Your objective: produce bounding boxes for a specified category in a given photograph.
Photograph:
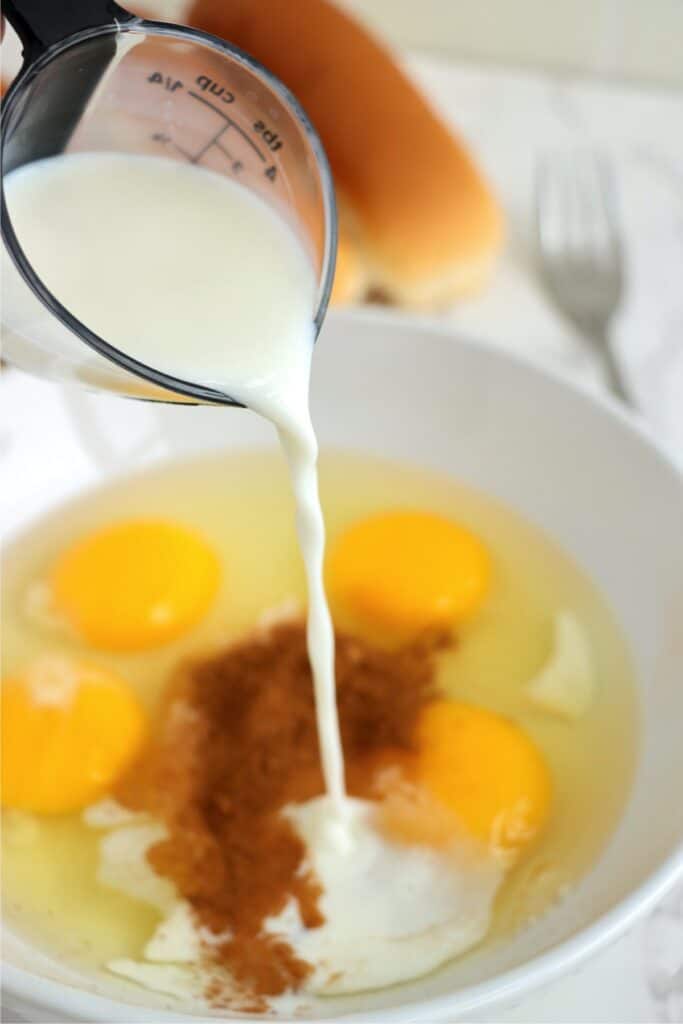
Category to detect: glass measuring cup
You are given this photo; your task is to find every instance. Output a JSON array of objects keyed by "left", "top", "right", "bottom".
[{"left": 0, "top": 0, "right": 337, "bottom": 405}]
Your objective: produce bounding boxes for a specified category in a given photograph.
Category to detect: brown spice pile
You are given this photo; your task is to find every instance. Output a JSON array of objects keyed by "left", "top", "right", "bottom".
[{"left": 120, "top": 619, "right": 447, "bottom": 1003}]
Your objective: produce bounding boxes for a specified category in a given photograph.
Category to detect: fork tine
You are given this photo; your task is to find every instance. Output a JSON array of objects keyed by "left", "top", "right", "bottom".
[
  {"left": 535, "top": 148, "right": 627, "bottom": 383},
  {"left": 535, "top": 153, "right": 568, "bottom": 262},
  {"left": 595, "top": 152, "right": 619, "bottom": 225},
  {"left": 566, "top": 156, "right": 588, "bottom": 261},
  {"left": 536, "top": 150, "right": 622, "bottom": 272},
  {"left": 576, "top": 152, "right": 623, "bottom": 270},
  {"left": 575, "top": 155, "right": 601, "bottom": 248}
]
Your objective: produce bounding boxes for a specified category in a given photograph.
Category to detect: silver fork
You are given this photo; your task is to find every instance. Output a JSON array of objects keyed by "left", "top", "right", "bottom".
[{"left": 535, "top": 150, "right": 630, "bottom": 402}]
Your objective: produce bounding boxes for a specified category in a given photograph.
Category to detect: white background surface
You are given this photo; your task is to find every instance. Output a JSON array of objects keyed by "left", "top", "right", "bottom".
[
  {"left": 4, "top": 1, "right": 683, "bottom": 87},
  {"left": 7, "top": 0, "right": 677, "bottom": 86},
  {"left": 408, "top": 55, "right": 683, "bottom": 466},
  {"left": 343, "top": 0, "right": 683, "bottom": 87}
]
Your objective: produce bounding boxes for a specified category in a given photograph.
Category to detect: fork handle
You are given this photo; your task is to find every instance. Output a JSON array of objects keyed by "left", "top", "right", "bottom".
[
  {"left": 584, "top": 319, "right": 632, "bottom": 405},
  {"left": 603, "top": 345, "right": 631, "bottom": 404}
]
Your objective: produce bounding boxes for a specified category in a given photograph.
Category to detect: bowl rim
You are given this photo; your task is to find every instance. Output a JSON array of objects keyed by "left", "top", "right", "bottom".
[
  {"left": 2, "top": 310, "right": 683, "bottom": 1021},
  {"left": 329, "top": 307, "right": 683, "bottom": 478},
  {"left": 4, "top": 857, "right": 681, "bottom": 1022}
]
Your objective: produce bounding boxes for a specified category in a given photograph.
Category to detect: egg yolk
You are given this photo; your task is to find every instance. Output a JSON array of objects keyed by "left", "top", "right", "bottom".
[
  {"left": 415, "top": 701, "right": 552, "bottom": 854},
  {"left": 327, "top": 511, "right": 491, "bottom": 638},
  {"left": 1, "top": 657, "right": 146, "bottom": 814},
  {"left": 50, "top": 519, "right": 220, "bottom": 650}
]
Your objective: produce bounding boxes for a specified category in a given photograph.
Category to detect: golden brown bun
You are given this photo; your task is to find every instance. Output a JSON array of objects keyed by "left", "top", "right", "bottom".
[
  {"left": 330, "top": 195, "right": 369, "bottom": 306},
  {"left": 331, "top": 226, "right": 364, "bottom": 307},
  {"left": 185, "top": 0, "right": 503, "bottom": 309}
]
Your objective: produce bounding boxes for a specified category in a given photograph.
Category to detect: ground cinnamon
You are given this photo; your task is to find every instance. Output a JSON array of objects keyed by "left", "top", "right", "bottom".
[{"left": 120, "top": 619, "right": 447, "bottom": 1003}]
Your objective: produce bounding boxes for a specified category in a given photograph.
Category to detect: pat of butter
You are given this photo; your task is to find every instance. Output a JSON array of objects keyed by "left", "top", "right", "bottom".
[
  {"left": 97, "top": 822, "right": 176, "bottom": 912},
  {"left": 144, "top": 902, "right": 202, "bottom": 964},
  {"left": 526, "top": 611, "right": 595, "bottom": 720}
]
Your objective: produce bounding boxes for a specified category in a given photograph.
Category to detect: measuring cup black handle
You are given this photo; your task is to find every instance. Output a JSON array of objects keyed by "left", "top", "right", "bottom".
[
  {"left": 3, "top": 0, "right": 136, "bottom": 62},
  {"left": 2, "top": 0, "right": 139, "bottom": 170}
]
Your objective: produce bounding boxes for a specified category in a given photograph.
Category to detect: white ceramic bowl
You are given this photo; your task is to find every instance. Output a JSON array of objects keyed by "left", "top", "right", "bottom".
[{"left": 2, "top": 310, "right": 683, "bottom": 1022}]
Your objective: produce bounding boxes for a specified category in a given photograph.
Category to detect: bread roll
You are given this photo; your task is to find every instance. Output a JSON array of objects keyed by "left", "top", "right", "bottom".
[
  {"left": 184, "top": 0, "right": 504, "bottom": 308},
  {"left": 330, "top": 193, "right": 369, "bottom": 306}
]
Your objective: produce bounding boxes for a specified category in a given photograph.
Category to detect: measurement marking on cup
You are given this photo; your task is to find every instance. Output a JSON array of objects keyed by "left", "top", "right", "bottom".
[
  {"left": 146, "top": 73, "right": 276, "bottom": 180},
  {"left": 150, "top": 129, "right": 243, "bottom": 173},
  {"left": 147, "top": 72, "right": 183, "bottom": 92},
  {"left": 214, "top": 139, "right": 237, "bottom": 164},
  {"left": 152, "top": 132, "right": 197, "bottom": 163},
  {"left": 173, "top": 143, "right": 196, "bottom": 162},
  {"left": 192, "top": 125, "right": 229, "bottom": 165},
  {"left": 187, "top": 91, "right": 267, "bottom": 162}
]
